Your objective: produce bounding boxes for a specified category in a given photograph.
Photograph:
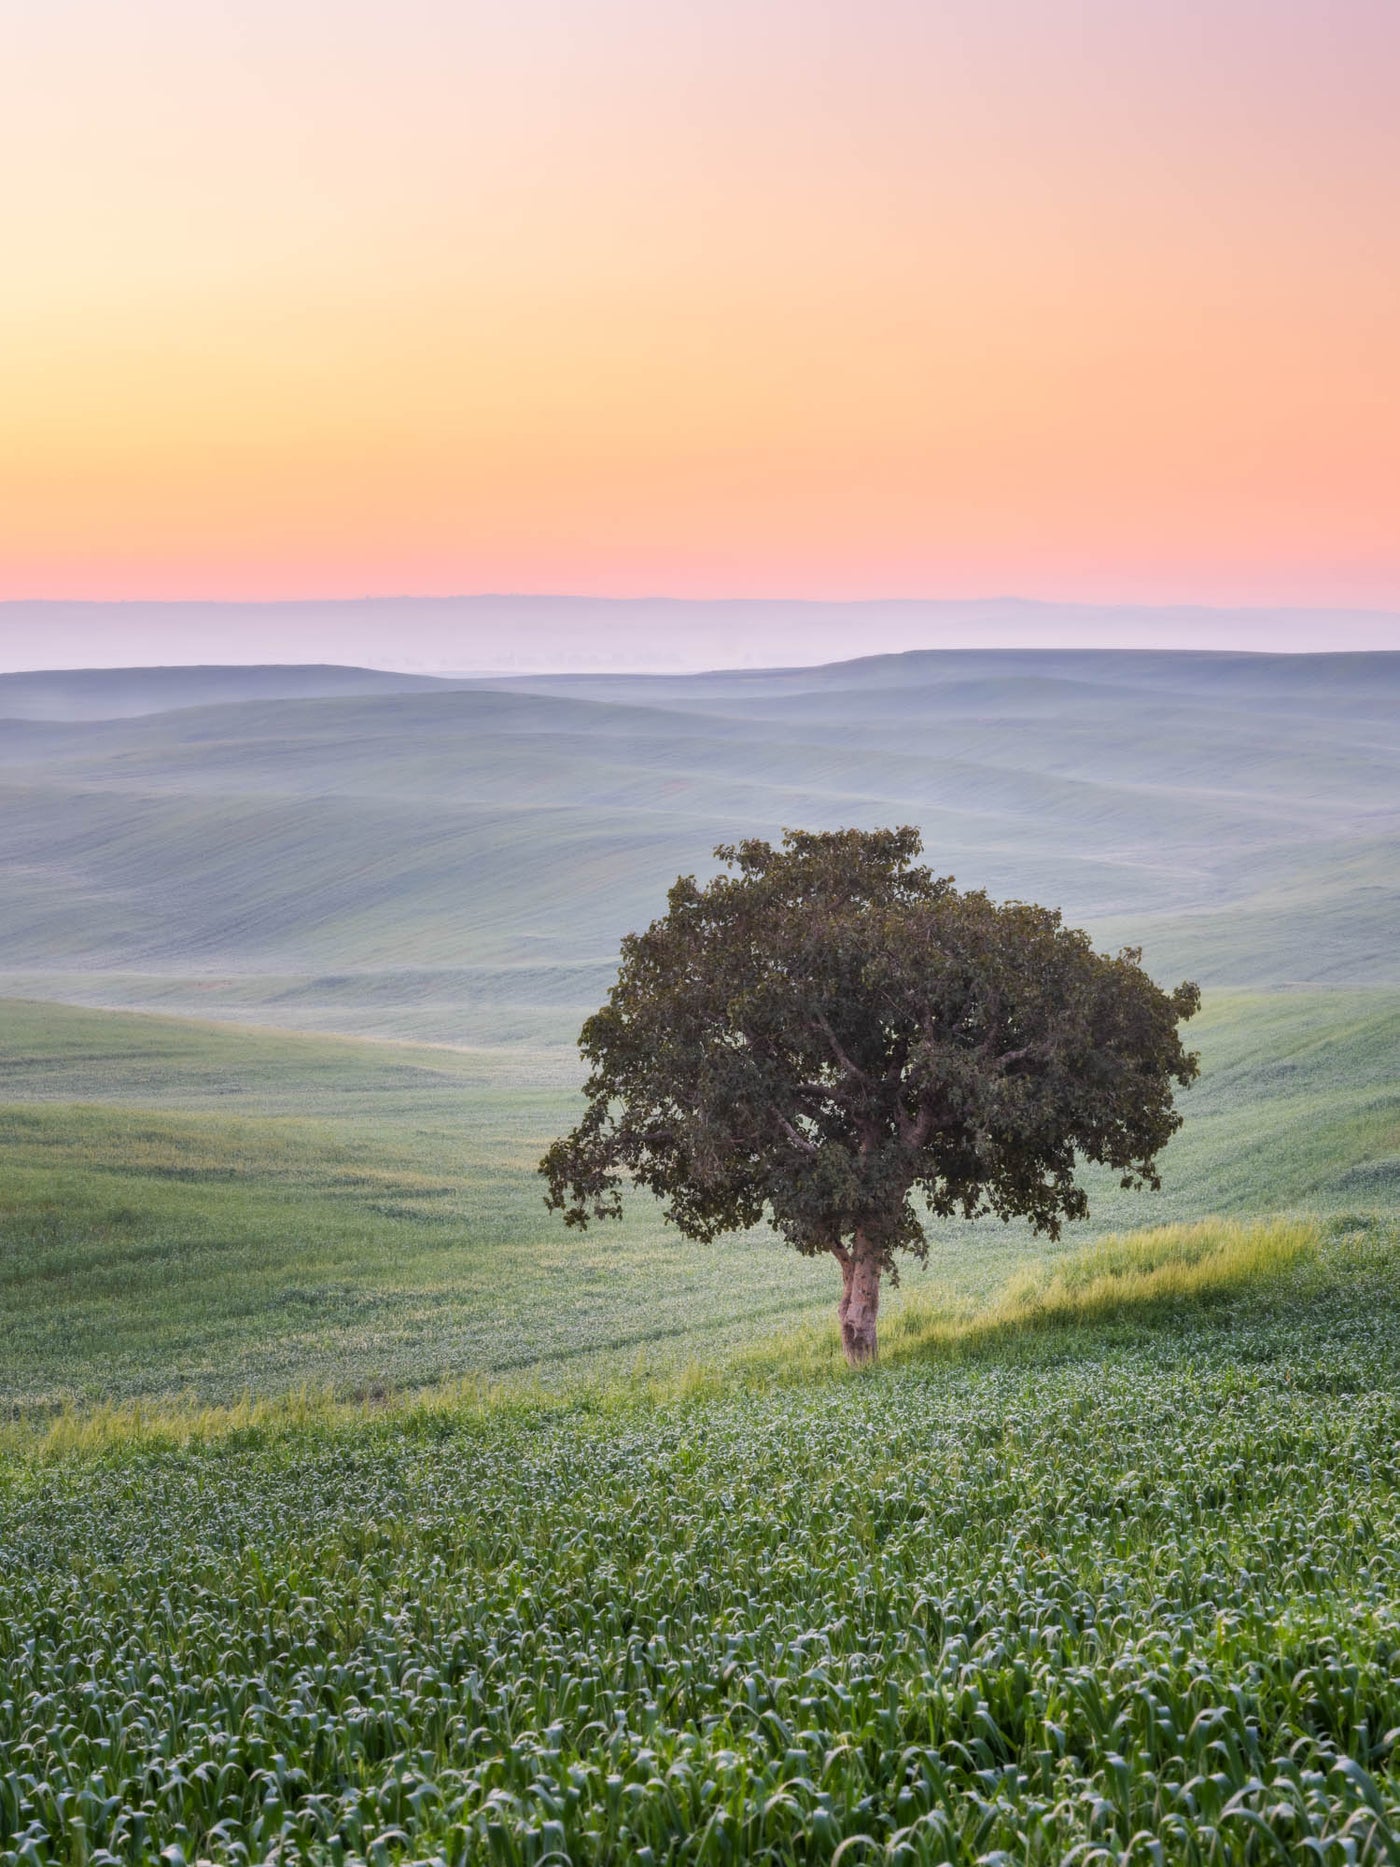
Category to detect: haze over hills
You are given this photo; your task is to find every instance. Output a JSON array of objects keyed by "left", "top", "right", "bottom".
[
  {"left": 2, "top": 594, "right": 1397, "bottom": 677},
  {"left": 1, "top": 648, "right": 1396, "bottom": 1045}
]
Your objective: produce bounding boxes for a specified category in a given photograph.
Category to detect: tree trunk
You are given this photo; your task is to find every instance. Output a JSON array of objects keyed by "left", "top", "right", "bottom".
[{"left": 835, "top": 1230, "right": 882, "bottom": 1367}]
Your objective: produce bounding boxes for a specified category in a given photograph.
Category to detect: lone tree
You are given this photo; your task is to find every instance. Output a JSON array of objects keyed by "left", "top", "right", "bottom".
[{"left": 541, "top": 828, "right": 1200, "bottom": 1366}]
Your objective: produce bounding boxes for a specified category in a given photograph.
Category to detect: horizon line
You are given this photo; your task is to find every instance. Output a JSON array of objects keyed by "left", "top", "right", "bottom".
[{"left": 5, "top": 592, "right": 1400, "bottom": 616}]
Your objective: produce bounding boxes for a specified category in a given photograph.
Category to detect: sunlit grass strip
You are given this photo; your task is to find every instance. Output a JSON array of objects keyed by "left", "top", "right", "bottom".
[
  {"left": 0, "top": 1375, "right": 537, "bottom": 1463},
  {"left": 734, "top": 1215, "right": 1321, "bottom": 1379},
  {"left": 0, "top": 1217, "right": 1321, "bottom": 1461},
  {"left": 921, "top": 1212, "right": 1317, "bottom": 1340}
]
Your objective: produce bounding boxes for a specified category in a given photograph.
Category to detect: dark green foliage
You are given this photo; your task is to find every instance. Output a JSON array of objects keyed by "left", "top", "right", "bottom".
[{"left": 544, "top": 829, "right": 1200, "bottom": 1272}]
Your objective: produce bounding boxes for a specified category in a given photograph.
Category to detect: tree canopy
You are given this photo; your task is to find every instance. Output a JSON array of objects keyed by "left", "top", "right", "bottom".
[{"left": 541, "top": 827, "right": 1200, "bottom": 1363}]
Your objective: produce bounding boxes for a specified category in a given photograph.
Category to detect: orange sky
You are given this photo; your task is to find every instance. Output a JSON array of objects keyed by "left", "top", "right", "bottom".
[{"left": 2, "top": 0, "right": 1398, "bottom": 604}]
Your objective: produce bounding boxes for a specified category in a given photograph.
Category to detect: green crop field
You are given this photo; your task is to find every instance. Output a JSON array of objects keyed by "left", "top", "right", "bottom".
[
  {"left": 3, "top": 1217, "right": 1399, "bottom": 1862},
  {"left": 2, "top": 649, "right": 1398, "bottom": 1860}
]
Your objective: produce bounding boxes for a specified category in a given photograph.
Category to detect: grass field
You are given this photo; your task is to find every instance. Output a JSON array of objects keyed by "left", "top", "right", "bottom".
[
  {"left": 2, "top": 1216, "right": 1398, "bottom": 1862},
  {"left": 2, "top": 989, "right": 1398, "bottom": 1411}
]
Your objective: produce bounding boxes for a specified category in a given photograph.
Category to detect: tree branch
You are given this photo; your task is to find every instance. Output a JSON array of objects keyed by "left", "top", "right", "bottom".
[
  {"left": 992, "top": 1044, "right": 1037, "bottom": 1069},
  {"left": 903, "top": 1104, "right": 934, "bottom": 1148},
  {"left": 809, "top": 1008, "right": 869, "bottom": 1084},
  {"left": 773, "top": 1110, "right": 820, "bottom": 1157},
  {"left": 793, "top": 1079, "right": 859, "bottom": 1112}
]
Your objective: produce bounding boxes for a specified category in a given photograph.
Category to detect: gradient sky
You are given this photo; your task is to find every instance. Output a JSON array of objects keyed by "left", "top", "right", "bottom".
[{"left": 2, "top": 0, "right": 1398, "bottom": 606}]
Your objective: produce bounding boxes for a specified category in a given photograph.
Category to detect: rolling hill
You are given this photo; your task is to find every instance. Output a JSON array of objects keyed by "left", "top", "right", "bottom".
[
  {"left": 1, "top": 650, "right": 1395, "bottom": 1044},
  {"left": 0, "top": 661, "right": 460, "bottom": 720},
  {"left": 1, "top": 646, "right": 1397, "bottom": 1407}
]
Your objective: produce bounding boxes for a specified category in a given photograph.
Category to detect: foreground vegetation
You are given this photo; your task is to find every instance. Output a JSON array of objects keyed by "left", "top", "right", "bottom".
[{"left": 2, "top": 1215, "right": 1398, "bottom": 1863}]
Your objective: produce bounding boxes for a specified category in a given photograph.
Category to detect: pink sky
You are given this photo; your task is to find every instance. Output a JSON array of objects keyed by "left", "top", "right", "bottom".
[{"left": 2, "top": 1, "right": 1398, "bottom": 608}]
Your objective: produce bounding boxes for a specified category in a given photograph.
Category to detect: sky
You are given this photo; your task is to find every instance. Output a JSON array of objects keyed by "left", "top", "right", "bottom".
[{"left": 2, "top": 1, "right": 1399, "bottom": 616}]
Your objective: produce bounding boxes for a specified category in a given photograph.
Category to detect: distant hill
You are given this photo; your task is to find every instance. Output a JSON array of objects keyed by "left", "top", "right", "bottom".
[
  {"left": 0, "top": 662, "right": 460, "bottom": 721},
  {"left": 0, "top": 649, "right": 1395, "bottom": 1039},
  {"left": 483, "top": 645, "right": 1400, "bottom": 717}
]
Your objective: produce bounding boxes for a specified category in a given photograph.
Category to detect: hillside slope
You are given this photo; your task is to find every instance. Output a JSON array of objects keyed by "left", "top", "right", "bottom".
[
  {"left": 0, "top": 662, "right": 460, "bottom": 720},
  {"left": 1, "top": 651, "right": 1396, "bottom": 1040},
  {"left": 2, "top": 992, "right": 1395, "bottom": 1408}
]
